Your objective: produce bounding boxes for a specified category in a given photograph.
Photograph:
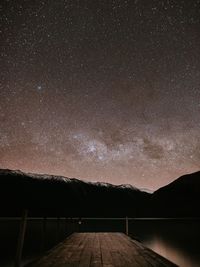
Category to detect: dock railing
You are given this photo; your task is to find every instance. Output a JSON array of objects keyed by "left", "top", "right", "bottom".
[{"left": 0, "top": 212, "right": 131, "bottom": 267}]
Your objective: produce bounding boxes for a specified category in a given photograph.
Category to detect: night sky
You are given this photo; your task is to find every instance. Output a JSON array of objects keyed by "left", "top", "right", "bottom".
[{"left": 1, "top": 0, "right": 200, "bottom": 190}]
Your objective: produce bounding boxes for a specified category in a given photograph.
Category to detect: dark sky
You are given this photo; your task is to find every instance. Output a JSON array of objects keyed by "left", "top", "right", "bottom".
[{"left": 1, "top": 0, "right": 200, "bottom": 190}]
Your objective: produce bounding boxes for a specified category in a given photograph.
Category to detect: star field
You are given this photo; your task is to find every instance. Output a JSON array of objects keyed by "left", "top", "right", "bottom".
[{"left": 1, "top": 0, "right": 200, "bottom": 190}]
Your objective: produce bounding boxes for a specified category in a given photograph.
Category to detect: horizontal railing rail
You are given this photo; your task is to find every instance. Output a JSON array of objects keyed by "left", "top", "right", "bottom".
[{"left": 1, "top": 210, "right": 132, "bottom": 267}]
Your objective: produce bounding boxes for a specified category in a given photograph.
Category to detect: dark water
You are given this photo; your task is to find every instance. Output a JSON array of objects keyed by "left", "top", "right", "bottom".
[
  {"left": 128, "top": 219, "right": 200, "bottom": 267},
  {"left": 0, "top": 218, "right": 200, "bottom": 267}
]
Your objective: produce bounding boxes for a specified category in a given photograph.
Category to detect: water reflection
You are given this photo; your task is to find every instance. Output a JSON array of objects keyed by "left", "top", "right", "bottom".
[
  {"left": 129, "top": 219, "right": 200, "bottom": 267},
  {"left": 144, "top": 236, "right": 198, "bottom": 267}
]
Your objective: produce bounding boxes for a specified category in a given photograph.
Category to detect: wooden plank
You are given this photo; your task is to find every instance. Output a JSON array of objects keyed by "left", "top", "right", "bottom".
[
  {"left": 25, "top": 233, "right": 178, "bottom": 267},
  {"left": 90, "top": 233, "right": 102, "bottom": 267},
  {"left": 111, "top": 233, "right": 145, "bottom": 267},
  {"left": 64, "top": 233, "right": 88, "bottom": 267},
  {"left": 100, "top": 233, "right": 114, "bottom": 267},
  {"left": 115, "top": 233, "right": 154, "bottom": 267},
  {"left": 105, "top": 233, "right": 128, "bottom": 267},
  {"left": 118, "top": 233, "right": 177, "bottom": 267},
  {"left": 77, "top": 234, "right": 92, "bottom": 267}
]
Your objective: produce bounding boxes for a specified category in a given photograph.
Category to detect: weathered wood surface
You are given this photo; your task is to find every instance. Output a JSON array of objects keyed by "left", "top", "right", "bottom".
[{"left": 26, "top": 233, "right": 178, "bottom": 267}]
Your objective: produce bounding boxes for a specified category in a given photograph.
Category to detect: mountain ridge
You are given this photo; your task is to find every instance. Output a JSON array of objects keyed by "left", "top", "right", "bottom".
[
  {"left": 0, "top": 168, "right": 149, "bottom": 217},
  {"left": 0, "top": 168, "right": 199, "bottom": 217},
  {"left": 0, "top": 168, "right": 141, "bottom": 191}
]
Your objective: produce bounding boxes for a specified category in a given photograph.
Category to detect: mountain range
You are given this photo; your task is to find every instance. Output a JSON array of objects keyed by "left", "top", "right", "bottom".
[{"left": 0, "top": 169, "right": 199, "bottom": 217}]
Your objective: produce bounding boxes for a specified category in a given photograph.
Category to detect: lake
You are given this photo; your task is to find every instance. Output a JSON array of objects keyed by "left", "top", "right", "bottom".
[
  {"left": 128, "top": 219, "right": 200, "bottom": 267},
  {"left": 0, "top": 218, "right": 200, "bottom": 267}
]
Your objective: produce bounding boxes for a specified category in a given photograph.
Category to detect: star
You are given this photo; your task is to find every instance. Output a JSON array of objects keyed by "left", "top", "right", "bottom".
[
  {"left": 1, "top": 0, "right": 200, "bottom": 190},
  {"left": 37, "top": 85, "right": 42, "bottom": 91}
]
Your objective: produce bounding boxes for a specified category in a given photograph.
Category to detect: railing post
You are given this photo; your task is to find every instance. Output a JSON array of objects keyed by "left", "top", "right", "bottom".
[
  {"left": 56, "top": 217, "right": 60, "bottom": 242},
  {"left": 41, "top": 217, "right": 47, "bottom": 251},
  {"left": 126, "top": 216, "right": 129, "bottom": 236},
  {"left": 65, "top": 217, "right": 68, "bottom": 233},
  {"left": 15, "top": 209, "right": 28, "bottom": 267}
]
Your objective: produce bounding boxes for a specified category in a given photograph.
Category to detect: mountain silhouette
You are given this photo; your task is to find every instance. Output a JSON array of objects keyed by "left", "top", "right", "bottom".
[
  {"left": 150, "top": 171, "right": 200, "bottom": 217},
  {"left": 0, "top": 169, "right": 149, "bottom": 217},
  {"left": 0, "top": 169, "right": 199, "bottom": 217}
]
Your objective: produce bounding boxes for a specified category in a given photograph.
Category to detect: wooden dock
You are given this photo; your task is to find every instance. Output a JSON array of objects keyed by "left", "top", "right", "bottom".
[{"left": 26, "top": 233, "right": 177, "bottom": 267}]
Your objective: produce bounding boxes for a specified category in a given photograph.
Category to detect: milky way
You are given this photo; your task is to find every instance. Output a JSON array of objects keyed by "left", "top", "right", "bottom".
[{"left": 1, "top": 0, "right": 200, "bottom": 190}]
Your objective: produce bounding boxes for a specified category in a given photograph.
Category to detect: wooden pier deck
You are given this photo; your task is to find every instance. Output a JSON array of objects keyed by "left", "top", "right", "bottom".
[{"left": 26, "top": 233, "right": 177, "bottom": 267}]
